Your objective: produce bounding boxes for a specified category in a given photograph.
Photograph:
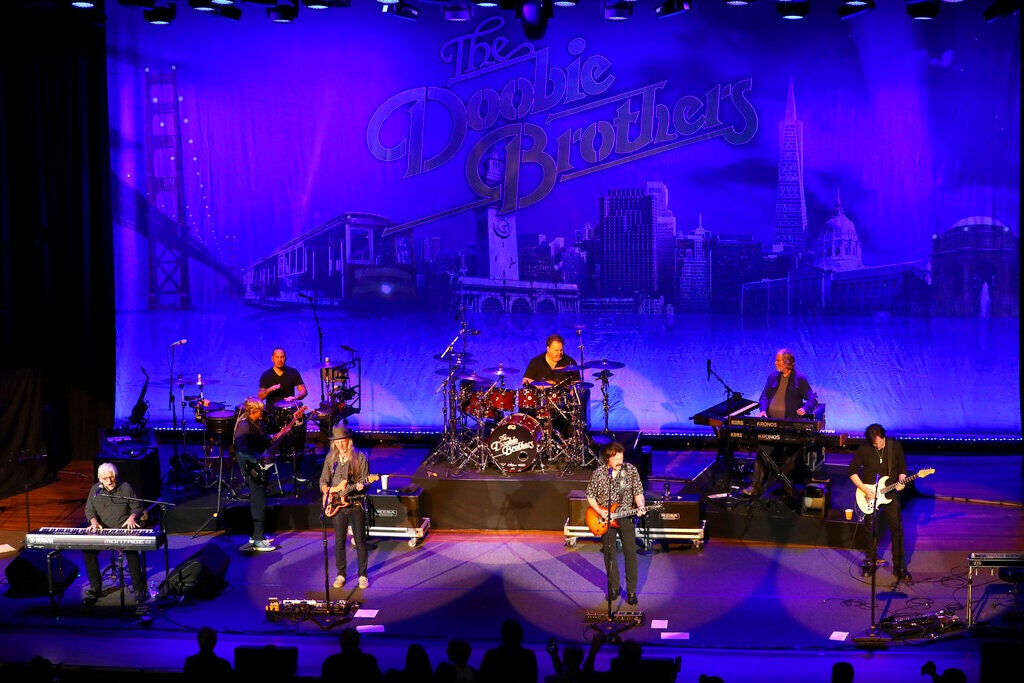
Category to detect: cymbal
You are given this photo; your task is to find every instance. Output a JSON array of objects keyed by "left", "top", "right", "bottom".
[
  {"left": 557, "top": 364, "right": 585, "bottom": 372},
  {"left": 177, "top": 375, "right": 218, "bottom": 386},
  {"left": 584, "top": 359, "right": 625, "bottom": 370},
  {"left": 481, "top": 366, "right": 520, "bottom": 377},
  {"left": 312, "top": 359, "right": 347, "bottom": 369},
  {"left": 529, "top": 380, "right": 556, "bottom": 389},
  {"left": 566, "top": 382, "right": 594, "bottom": 390},
  {"left": 433, "top": 351, "right": 474, "bottom": 362},
  {"left": 274, "top": 399, "right": 304, "bottom": 409},
  {"left": 191, "top": 400, "right": 226, "bottom": 410},
  {"left": 455, "top": 371, "right": 490, "bottom": 383},
  {"left": 592, "top": 370, "right": 614, "bottom": 380}
]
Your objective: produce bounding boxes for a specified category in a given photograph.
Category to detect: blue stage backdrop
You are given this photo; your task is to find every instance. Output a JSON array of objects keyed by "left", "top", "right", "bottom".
[{"left": 106, "top": 3, "right": 1020, "bottom": 438}]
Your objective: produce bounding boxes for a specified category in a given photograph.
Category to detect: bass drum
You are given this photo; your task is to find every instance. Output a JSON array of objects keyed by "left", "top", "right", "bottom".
[{"left": 487, "top": 413, "right": 541, "bottom": 473}]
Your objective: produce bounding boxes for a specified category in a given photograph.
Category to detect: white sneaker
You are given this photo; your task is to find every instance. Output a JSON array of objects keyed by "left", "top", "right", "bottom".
[
  {"left": 358, "top": 576, "right": 369, "bottom": 589},
  {"left": 333, "top": 575, "right": 345, "bottom": 589},
  {"left": 252, "top": 539, "right": 277, "bottom": 552},
  {"left": 249, "top": 536, "right": 275, "bottom": 545}
]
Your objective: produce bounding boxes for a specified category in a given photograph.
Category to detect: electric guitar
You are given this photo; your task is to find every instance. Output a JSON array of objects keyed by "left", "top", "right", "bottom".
[
  {"left": 323, "top": 474, "right": 380, "bottom": 517},
  {"left": 855, "top": 468, "right": 935, "bottom": 515},
  {"left": 241, "top": 406, "right": 307, "bottom": 485},
  {"left": 129, "top": 366, "right": 149, "bottom": 429},
  {"left": 585, "top": 502, "right": 664, "bottom": 537}
]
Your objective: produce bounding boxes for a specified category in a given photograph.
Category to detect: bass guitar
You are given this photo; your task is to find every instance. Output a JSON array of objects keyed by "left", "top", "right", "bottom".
[
  {"left": 585, "top": 502, "right": 664, "bottom": 537},
  {"left": 855, "top": 468, "right": 935, "bottom": 515},
  {"left": 242, "top": 406, "right": 307, "bottom": 485},
  {"left": 324, "top": 474, "right": 380, "bottom": 517}
]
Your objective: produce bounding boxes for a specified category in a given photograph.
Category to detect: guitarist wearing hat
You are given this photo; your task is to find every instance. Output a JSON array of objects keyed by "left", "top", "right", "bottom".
[{"left": 321, "top": 424, "right": 375, "bottom": 591}]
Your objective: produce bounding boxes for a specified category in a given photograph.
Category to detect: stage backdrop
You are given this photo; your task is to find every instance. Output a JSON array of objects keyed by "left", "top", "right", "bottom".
[{"left": 106, "top": 2, "right": 1020, "bottom": 438}]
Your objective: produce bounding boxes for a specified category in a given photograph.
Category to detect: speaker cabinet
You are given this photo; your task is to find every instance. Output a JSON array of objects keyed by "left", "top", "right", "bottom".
[
  {"left": 5, "top": 549, "right": 79, "bottom": 596},
  {"left": 159, "top": 543, "right": 229, "bottom": 599},
  {"left": 234, "top": 645, "right": 298, "bottom": 678},
  {"left": 93, "top": 447, "right": 162, "bottom": 503},
  {"left": 644, "top": 495, "right": 702, "bottom": 529},
  {"left": 367, "top": 486, "right": 422, "bottom": 528}
]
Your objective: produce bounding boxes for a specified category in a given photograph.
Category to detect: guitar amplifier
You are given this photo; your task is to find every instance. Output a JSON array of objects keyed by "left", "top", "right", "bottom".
[
  {"left": 93, "top": 447, "right": 161, "bottom": 503},
  {"left": 367, "top": 487, "right": 422, "bottom": 528}
]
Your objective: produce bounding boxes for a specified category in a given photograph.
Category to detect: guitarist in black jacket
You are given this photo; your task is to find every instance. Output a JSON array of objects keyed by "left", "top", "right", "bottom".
[
  {"left": 320, "top": 424, "right": 373, "bottom": 590},
  {"left": 234, "top": 397, "right": 288, "bottom": 552},
  {"left": 848, "top": 423, "right": 911, "bottom": 586}
]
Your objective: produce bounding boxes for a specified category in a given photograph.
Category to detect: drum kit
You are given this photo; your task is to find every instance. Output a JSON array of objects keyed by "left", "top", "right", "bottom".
[{"left": 426, "top": 329, "right": 626, "bottom": 477}]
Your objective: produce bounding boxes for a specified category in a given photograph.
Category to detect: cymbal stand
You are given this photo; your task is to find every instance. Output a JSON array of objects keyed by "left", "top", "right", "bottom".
[
  {"left": 561, "top": 388, "right": 598, "bottom": 475},
  {"left": 593, "top": 370, "right": 613, "bottom": 440},
  {"left": 426, "top": 328, "right": 475, "bottom": 466},
  {"left": 453, "top": 382, "right": 496, "bottom": 474}
]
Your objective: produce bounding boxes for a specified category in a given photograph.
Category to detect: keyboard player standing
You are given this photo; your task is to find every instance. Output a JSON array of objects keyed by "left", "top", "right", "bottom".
[
  {"left": 741, "top": 348, "right": 818, "bottom": 499},
  {"left": 82, "top": 462, "right": 148, "bottom": 606}
]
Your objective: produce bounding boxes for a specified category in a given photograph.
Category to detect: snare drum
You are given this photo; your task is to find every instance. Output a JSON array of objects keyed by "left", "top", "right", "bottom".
[{"left": 487, "top": 413, "right": 541, "bottom": 473}]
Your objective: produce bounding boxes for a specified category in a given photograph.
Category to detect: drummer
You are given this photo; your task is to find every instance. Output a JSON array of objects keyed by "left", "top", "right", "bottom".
[
  {"left": 257, "top": 347, "right": 309, "bottom": 484},
  {"left": 258, "top": 347, "right": 308, "bottom": 406},
  {"left": 522, "top": 334, "right": 580, "bottom": 435}
]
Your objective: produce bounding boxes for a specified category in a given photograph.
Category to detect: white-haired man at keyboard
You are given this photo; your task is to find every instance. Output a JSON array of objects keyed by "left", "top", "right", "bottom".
[{"left": 82, "top": 462, "right": 147, "bottom": 606}]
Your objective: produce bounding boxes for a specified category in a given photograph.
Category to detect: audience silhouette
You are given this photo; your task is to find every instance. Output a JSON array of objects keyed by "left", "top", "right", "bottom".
[
  {"left": 436, "top": 639, "right": 479, "bottom": 683},
  {"left": 385, "top": 642, "right": 435, "bottom": 682},
  {"left": 479, "top": 618, "right": 539, "bottom": 683},
  {"left": 830, "top": 660, "right": 854, "bottom": 683},
  {"left": 320, "top": 626, "right": 383, "bottom": 682},
  {"left": 183, "top": 626, "right": 233, "bottom": 682}
]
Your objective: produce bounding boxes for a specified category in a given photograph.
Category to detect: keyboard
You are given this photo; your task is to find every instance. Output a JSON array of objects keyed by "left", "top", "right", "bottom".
[{"left": 25, "top": 527, "right": 166, "bottom": 551}]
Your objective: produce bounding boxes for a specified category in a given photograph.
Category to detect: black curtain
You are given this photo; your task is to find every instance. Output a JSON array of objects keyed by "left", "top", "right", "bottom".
[{"left": 1, "top": 2, "right": 115, "bottom": 482}]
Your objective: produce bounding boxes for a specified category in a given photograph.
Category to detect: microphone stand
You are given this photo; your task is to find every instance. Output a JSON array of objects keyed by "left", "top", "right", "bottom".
[
  {"left": 707, "top": 361, "right": 743, "bottom": 490},
  {"left": 306, "top": 294, "right": 326, "bottom": 410},
  {"left": 853, "top": 474, "right": 891, "bottom": 646}
]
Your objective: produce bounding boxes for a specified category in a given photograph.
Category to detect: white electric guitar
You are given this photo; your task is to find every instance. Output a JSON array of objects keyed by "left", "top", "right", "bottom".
[{"left": 855, "top": 468, "right": 935, "bottom": 515}]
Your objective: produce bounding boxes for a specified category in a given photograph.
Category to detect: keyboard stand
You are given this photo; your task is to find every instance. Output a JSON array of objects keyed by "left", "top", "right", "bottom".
[{"left": 756, "top": 445, "right": 796, "bottom": 497}]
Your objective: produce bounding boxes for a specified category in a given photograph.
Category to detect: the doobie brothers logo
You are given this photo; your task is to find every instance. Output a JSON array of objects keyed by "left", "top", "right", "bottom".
[{"left": 367, "top": 17, "right": 758, "bottom": 220}]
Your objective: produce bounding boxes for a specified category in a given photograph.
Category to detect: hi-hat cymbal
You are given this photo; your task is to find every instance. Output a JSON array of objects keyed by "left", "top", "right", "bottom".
[
  {"left": 191, "top": 400, "right": 226, "bottom": 411},
  {"left": 176, "top": 375, "right": 218, "bottom": 386},
  {"left": 482, "top": 366, "right": 520, "bottom": 377},
  {"left": 592, "top": 370, "right": 614, "bottom": 380},
  {"left": 584, "top": 359, "right": 625, "bottom": 370},
  {"left": 313, "top": 359, "right": 347, "bottom": 369}
]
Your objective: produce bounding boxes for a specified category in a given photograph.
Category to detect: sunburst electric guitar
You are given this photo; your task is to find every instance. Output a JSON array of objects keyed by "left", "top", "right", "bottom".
[
  {"left": 585, "top": 502, "right": 663, "bottom": 537},
  {"left": 855, "top": 468, "right": 935, "bottom": 515},
  {"left": 324, "top": 474, "right": 380, "bottom": 517}
]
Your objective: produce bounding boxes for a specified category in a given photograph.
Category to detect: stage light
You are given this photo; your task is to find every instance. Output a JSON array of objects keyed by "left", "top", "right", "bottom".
[
  {"left": 776, "top": 0, "right": 809, "bottom": 18},
  {"left": 71, "top": 1, "right": 97, "bottom": 8},
  {"left": 519, "top": 0, "right": 553, "bottom": 38},
  {"left": 838, "top": 0, "right": 873, "bottom": 18},
  {"left": 444, "top": 1, "right": 474, "bottom": 20},
  {"left": 473, "top": 0, "right": 499, "bottom": 6},
  {"left": 655, "top": 0, "right": 692, "bottom": 17},
  {"left": 268, "top": 0, "right": 298, "bottom": 21},
  {"left": 382, "top": 0, "right": 420, "bottom": 19},
  {"left": 905, "top": 0, "right": 939, "bottom": 19},
  {"left": 144, "top": 1, "right": 177, "bottom": 23},
  {"left": 983, "top": 0, "right": 1019, "bottom": 21},
  {"left": 189, "top": 0, "right": 216, "bottom": 10},
  {"left": 603, "top": 0, "right": 634, "bottom": 20},
  {"left": 553, "top": 0, "right": 578, "bottom": 6}
]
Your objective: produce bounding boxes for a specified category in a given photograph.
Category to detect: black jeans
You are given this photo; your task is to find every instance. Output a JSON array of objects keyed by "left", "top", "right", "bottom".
[
  {"left": 84, "top": 549, "right": 145, "bottom": 596},
  {"left": 239, "top": 456, "right": 269, "bottom": 541},
  {"left": 331, "top": 500, "right": 368, "bottom": 578},
  {"left": 602, "top": 516, "right": 638, "bottom": 595}
]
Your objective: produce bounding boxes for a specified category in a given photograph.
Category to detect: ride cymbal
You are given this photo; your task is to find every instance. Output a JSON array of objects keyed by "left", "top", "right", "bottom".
[
  {"left": 455, "top": 371, "right": 490, "bottom": 383},
  {"left": 583, "top": 359, "right": 625, "bottom": 370},
  {"left": 312, "top": 359, "right": 347, "bottom": 369},
  {"left": 482, "top": 366, "right": 520, "bottom": 377},
  {"left": 557, "top": 364, "right": 585, "bottom": 372}
]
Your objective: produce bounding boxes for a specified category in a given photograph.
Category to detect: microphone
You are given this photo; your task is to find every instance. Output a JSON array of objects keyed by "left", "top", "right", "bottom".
[
  {"left": 298, "top": 293, "right": 313, "bottom": 300},
  {"left": 169, "top": 339, "right": 187, "bottom": 347},
  {"left": 340, "top": 345, "right": 357, "bottom": 353},
  {"left": 706, "top": 359, "right": 711, "bottom": 381}
]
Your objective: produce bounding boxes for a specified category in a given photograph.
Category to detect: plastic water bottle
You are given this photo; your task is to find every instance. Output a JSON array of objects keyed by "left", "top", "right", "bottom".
[{"left": 149, "top": 580, "right": 159, "bottom": 600}]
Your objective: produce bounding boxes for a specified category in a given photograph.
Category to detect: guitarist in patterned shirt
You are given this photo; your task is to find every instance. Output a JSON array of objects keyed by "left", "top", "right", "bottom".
[
  {"left": 586, "top": 441, "right": 647, "bottom": 607},
  {"left": 233, "top": 397, "right": 289, "bottom": 552},
  {"left": 320, "top": 424, "right": 373, "bottom": 590}
]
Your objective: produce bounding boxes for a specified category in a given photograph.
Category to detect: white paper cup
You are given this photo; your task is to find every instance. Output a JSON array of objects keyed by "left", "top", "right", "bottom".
[{"left": 381, "top": 474, "right": 389, "bottom": 490}]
